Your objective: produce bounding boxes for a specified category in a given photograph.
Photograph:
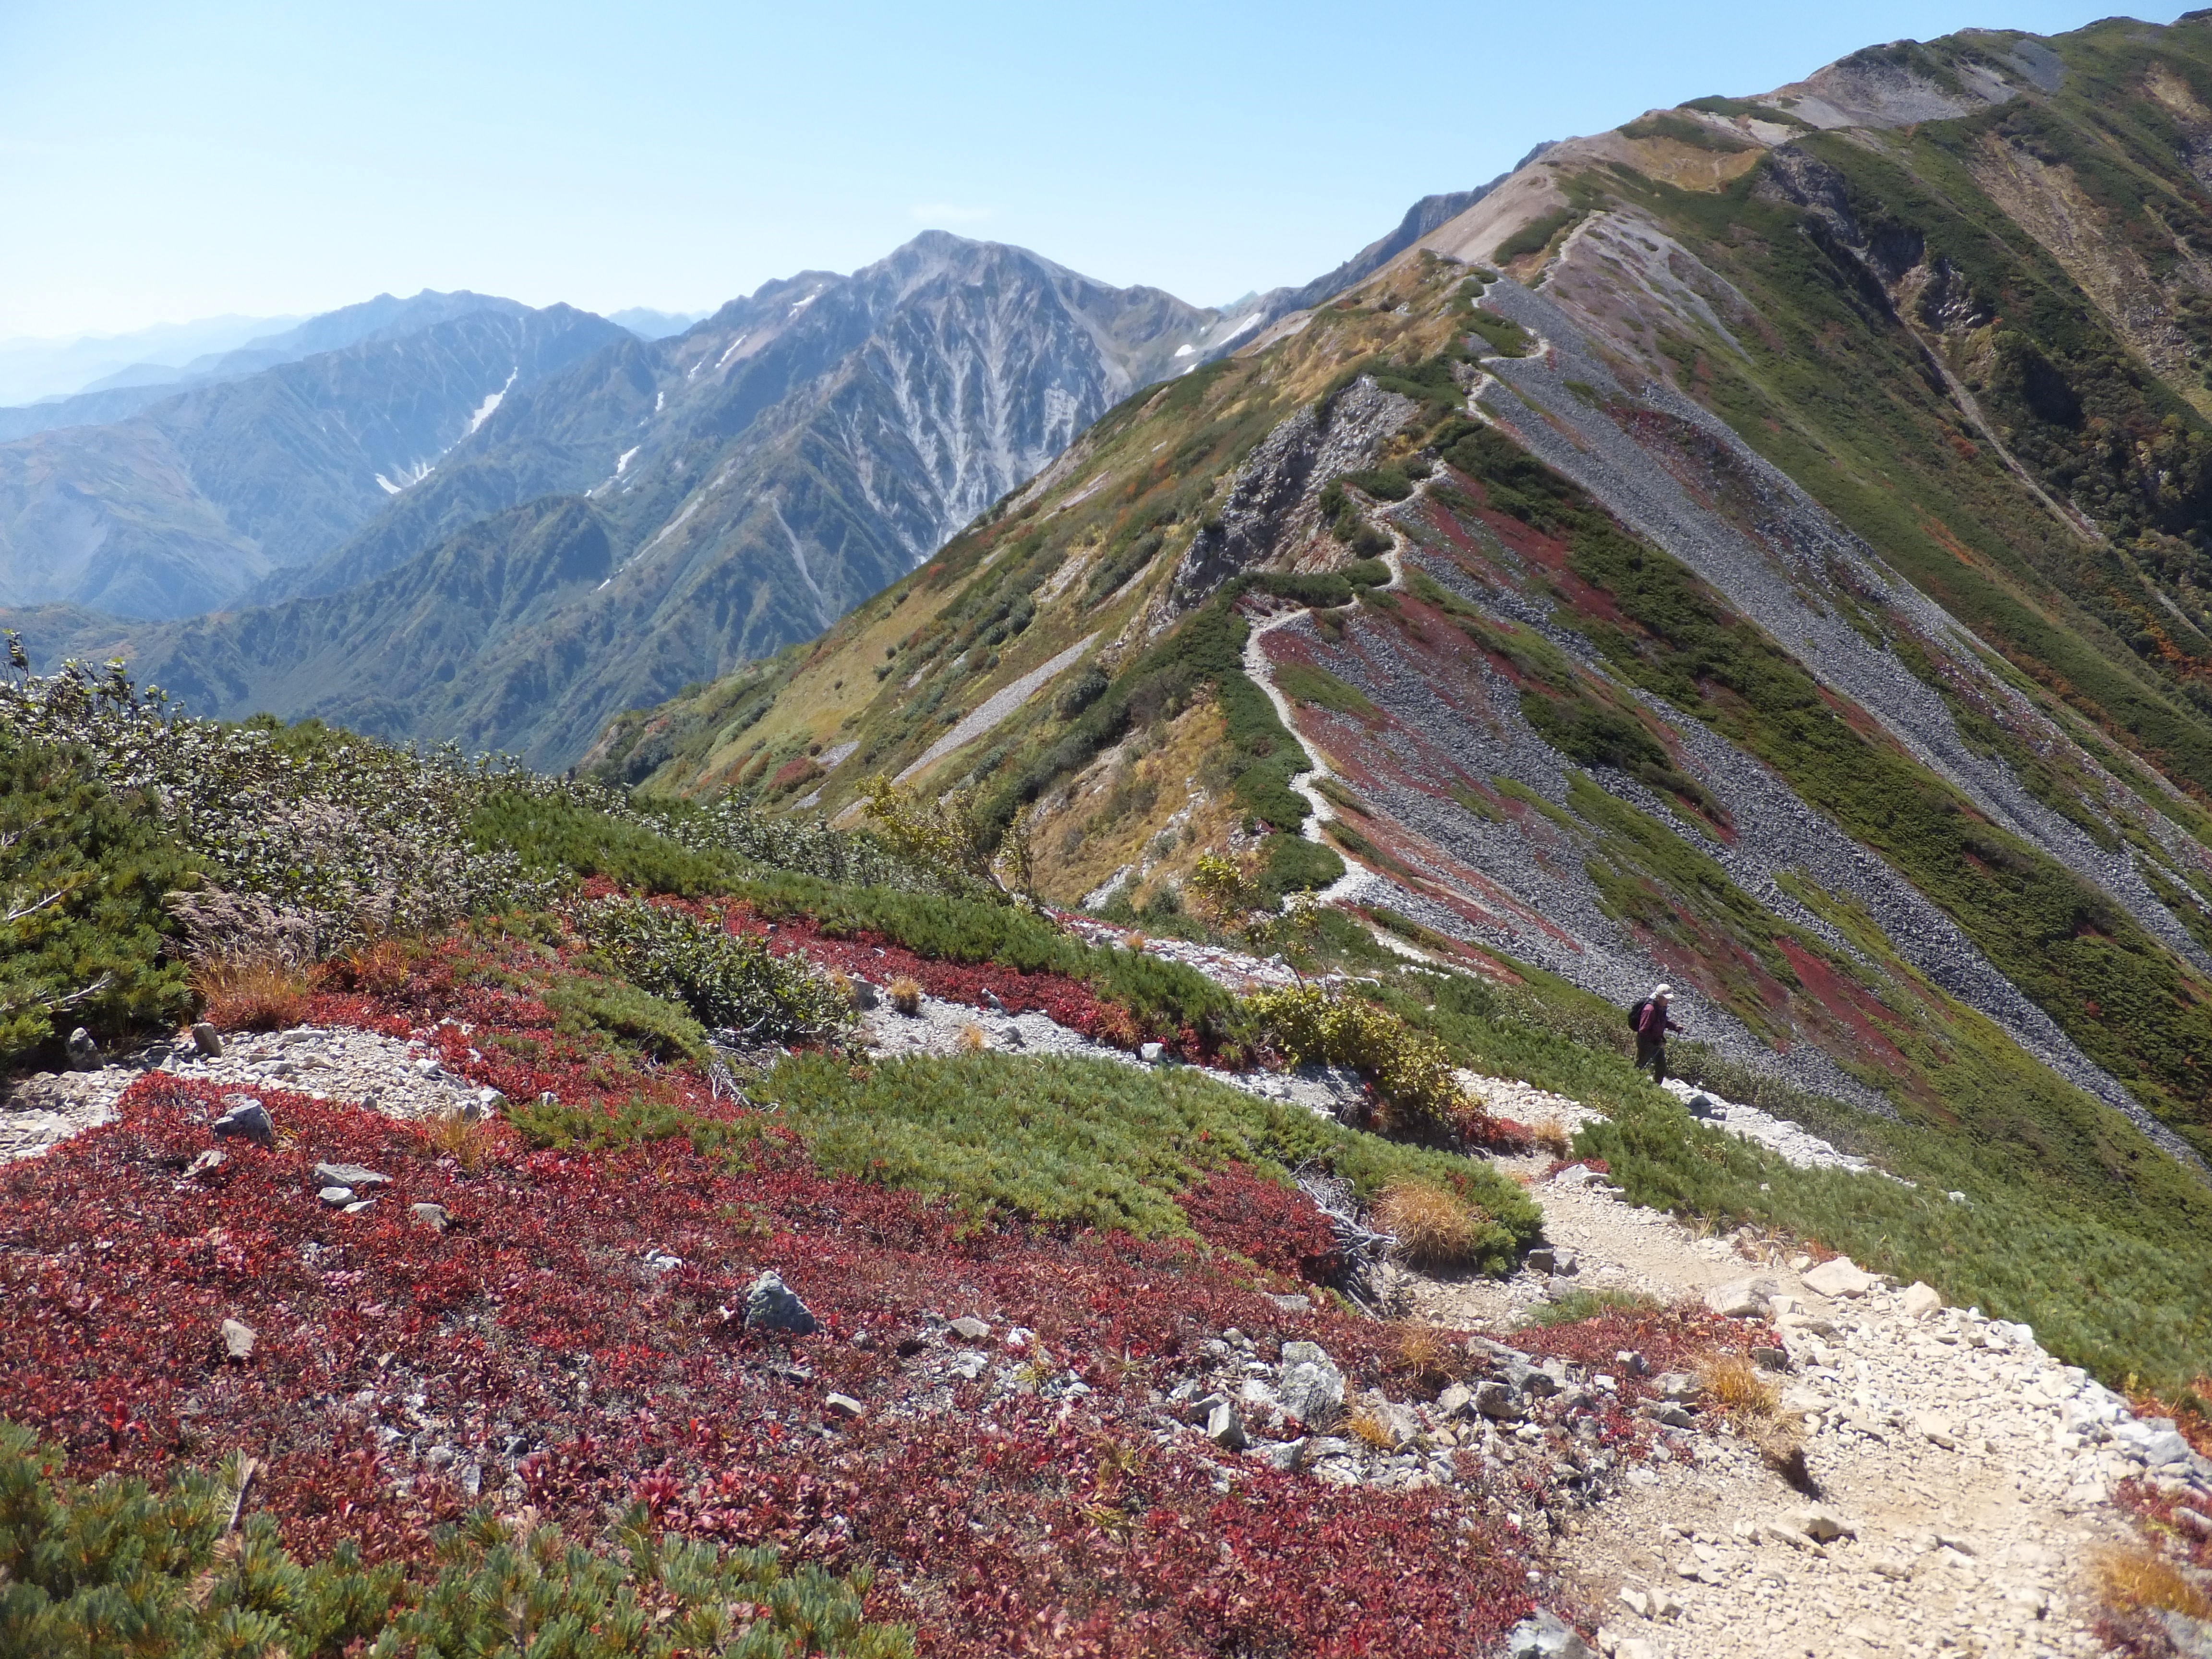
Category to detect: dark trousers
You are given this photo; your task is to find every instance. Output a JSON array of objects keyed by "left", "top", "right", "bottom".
[{"left": 1636, "top": 1036, "right": 1667, "bottom": 1085}]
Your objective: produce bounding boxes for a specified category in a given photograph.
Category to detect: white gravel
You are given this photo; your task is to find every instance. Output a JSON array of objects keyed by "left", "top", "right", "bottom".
[
  {"left": 1, "top": 1022, "right": 500, "bottom": 1162},
  {"left": 1659, "top": 1077, "right": 1885, "bottom": 1178}
]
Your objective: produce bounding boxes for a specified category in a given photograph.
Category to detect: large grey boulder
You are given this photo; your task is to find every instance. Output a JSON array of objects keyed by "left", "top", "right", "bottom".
[
  {"left": 210, "top": 1097, "right": 274, "bottom": 1148},
  {"left": 1275, "top": 1339, "right": 1345, "bottom": 1425},
  {"left": 1704, "top": 1277, "right": 1779, "bottom": 1318},
  {"left": 1502, "top": 1609, "right": 1595, "bottom": 1658},
  {"left": 744, "top": 1271, "right": 818, "bottom": 1335},
  {"left": 1802, "top": 1256, "right": 1875, "bottom": 1298}
]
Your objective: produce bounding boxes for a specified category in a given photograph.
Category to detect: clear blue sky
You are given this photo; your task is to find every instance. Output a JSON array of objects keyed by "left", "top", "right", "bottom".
[{"left": 0, "top": 0, "right": 2185, "bottom": 339}]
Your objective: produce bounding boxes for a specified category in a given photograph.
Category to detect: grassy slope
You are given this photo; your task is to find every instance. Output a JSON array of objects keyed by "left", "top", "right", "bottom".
[
  {"left": 494, "top": 799, "right": 2212, "bottom": 1391},
  {"left": 1583, "top": 24, "right": 2212, "bottom": 806}
]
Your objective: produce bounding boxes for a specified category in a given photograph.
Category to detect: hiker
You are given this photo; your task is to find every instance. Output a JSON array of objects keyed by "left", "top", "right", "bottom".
[{"left": 1630, "top": 983, "right": 1683, "bottom": 1084}]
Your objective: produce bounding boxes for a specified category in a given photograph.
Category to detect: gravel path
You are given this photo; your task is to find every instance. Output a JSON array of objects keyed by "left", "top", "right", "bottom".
[
  {"left": 1, "top": 1024, "right": 497, "bottom": 1162},
  {"left": 1408, "top": 1119, "right": 2212, "bottom": 1659}
]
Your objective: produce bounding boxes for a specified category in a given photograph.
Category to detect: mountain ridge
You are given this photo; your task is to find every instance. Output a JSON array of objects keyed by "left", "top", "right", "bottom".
[
  {"left": 0, "top": 302, "right": 626, "bottom": 619},
  {"left": 592, "top": 14, "right": 2212, "bottom": 1188}
]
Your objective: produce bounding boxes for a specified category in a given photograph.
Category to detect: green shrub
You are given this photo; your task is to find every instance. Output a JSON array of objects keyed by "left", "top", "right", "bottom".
[
  {"left": 1259, "top": 834, "right": 1346, "bottom": 901},
  {"left": 583, "top": 898, "right": 853, "bottom": 1042},
  {"left": 476, "top": 793, "right": 745, "bottom": 897},
  {"left": 1493, "top": 209, "right": 1578, "bottom": 264},
  {"left": 1467, "top": 311, "right": 1535, "bottom": 358},
  {"left": 1246, "top": 983, "right": 1466, "bottom": 1139},
  {"left": 1618, "top": 112, "right": 1755, "bottom": 152},
  {"left": 0, "top": 730, "right": 197, "bottom": 1066},
  {"left": 1276, "top": 661, "right": 1380, "bottom": 721},
  {"left": 1054, "top": 664, "right": 1110, "bottom": 720},
  {"left": 0, "top": 1421, "right": 910, "bottom": 1659},
  {"left": 755, "top": 1052, "right": 1539, "bottom": 1267},
  {"left": 542, "top": 972, "right": 708, "bottom": 1063},
  {"left": 1521, "top": 1288, "right": 1660, "bottom": 1327},
  {"left": 1344, "top": 466, "right": 1414, "bottom": 502}
]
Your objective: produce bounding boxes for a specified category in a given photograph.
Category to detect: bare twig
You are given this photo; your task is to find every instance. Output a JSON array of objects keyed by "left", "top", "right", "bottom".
[
  {"left": 223, "top": 1456, "right": 262, "bottom": 1533},
  {"left": 3, "top": 887, "right": 68, "bottom": 926}
]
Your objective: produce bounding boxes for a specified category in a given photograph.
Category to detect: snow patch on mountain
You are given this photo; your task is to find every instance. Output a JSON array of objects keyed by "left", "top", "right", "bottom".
[{"left": 466, "top": 368, "right": 517, "bottom": 435}]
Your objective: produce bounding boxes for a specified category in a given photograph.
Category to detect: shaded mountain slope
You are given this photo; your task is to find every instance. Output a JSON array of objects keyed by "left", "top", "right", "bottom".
[
  {"left": 0, "top": 304, "right": 624, "bottom": 618},
  {"left": 16, "top": 234, "right": 1266, "bottom": 764},
  {"left": 598, "top": 16, "right": 2212, "bottom": 1188}
]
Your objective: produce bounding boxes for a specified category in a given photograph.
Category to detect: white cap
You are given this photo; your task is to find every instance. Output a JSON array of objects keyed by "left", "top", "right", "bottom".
[{"left": 1651, "top": 984, "right": 1673, "bottom": 1000}]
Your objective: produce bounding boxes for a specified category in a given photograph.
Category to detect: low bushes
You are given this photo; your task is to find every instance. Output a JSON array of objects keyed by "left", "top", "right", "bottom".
[
  {"left": 727, "top": 869, "right": 1236, "bottom": 1039},
  {"left": 1246, "top": 983, "right": 1466, "bottom": 1139},
  {"left": 4, "top": 1067, "right": 1539, "bottom": 1658},
  {"left": 752, "top": 1051, "right": 1539, "bottom": 1268},
  {"left": 583, "top": 897, "right": 852, "bottom": 1043},
  {"left": 0, "top": 727, "right": 197, "bottom": 1067},
  {"left": 0, "top": 1422, "right": 911, "bottom": 1659}
]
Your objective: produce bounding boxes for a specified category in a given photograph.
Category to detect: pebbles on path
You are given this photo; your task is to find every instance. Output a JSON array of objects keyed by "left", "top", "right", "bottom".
[
  {"left": 1657, "top": 1078, "right": 1884, "bottom": 1178},
  {"left": 1410, "top": 1131, "right": 2212, "bottom": 1659},
  {"left": 2, "top": 1023, "right": 499, "bottom": 1161}
]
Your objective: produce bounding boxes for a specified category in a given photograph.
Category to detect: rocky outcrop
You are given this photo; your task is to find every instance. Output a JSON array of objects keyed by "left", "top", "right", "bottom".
[{"left": 1161, "top": 376, "right": 1413, "bottom": 619}]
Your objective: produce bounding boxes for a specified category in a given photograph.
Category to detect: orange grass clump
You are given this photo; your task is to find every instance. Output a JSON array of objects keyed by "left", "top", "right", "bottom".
[
  {"left": 1372, "top": 1180, "right": 1488, "bottom": 1271},
  {"left": 193, "top": 953, "right": 310, "bottom": 1033},
  {"left": 2091, "top": 1544, "right": 2212, "bottom": 1620}
]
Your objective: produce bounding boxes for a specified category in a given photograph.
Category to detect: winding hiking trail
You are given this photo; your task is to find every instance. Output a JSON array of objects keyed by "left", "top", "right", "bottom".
[{"left": 1428, "top": 1081, "right": 2135, "bottom": 1659}]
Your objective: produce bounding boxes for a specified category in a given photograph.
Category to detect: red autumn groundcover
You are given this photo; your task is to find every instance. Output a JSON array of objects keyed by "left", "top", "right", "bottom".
[
  {"left": 3, "top": 914, "right": 1743, "bottom": 1652},
  {"left": 2, "top": 1066, "right": 1545, "bottom": 1655}
]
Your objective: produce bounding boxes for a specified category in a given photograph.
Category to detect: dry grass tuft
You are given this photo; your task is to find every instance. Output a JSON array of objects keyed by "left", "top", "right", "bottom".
[
  {"left": 1347, "top": 1409, "right": 1395, "bottom": 1451},
  {"left": 888, "top": 976, "right": 923, "bottom": 1017},
  {"left": 1698, "top": 1353, "right": 1780, "bottom": 1421},
  {"left": 1372, "top": 1180, "right": 1488, "bottom": 1271},
  {"left": 2092, "top": 1545, "right": 2212, "bottom": 1619},
  {"left": 193, "top": 952, "right": 311, "bottom": 1033},
  {"left": 1695, "top": 1351, "right": 1814, "bottom": 1491},
  {"left": 1387, "top": 1322, "right": 1465, "bottom": 1392},
  {"left": 337, "top": 938, "right": 412, "bottom": 996},
  {"left": 1531, "top": 1114, "right": 1572, "bottom": 1158},
  {"left": 421, "top": 1106, "right": 496, "bottom": 1173},
  {"left": 957, "top": 1022, "right": 989, "bottom": 1053}
]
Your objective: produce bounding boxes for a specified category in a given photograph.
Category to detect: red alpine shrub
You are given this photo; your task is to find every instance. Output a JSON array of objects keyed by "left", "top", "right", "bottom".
[
  {"left": 0, "top": 1062, "right": 1538, "bottom": 1656},
  {"left": 1176, "top": 1166, "right": 1345, "bottom": 1285}
]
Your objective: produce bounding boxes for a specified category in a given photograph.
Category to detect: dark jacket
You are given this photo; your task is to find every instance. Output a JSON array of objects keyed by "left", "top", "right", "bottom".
[{"left": 1636, "top": 1001, "right": 1683, "bottom": 1043}]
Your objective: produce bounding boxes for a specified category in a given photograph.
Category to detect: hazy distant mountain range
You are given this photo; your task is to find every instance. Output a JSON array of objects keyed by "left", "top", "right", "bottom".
[
  {"left": 0, "top": 303, "right": 628, "bottom": 617},
  {"left": 0, "top": 137, "right": 1532, "bottom": 766},
  {"left": 2, "top": 235, "right": 1301, "bottom": 762}
]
